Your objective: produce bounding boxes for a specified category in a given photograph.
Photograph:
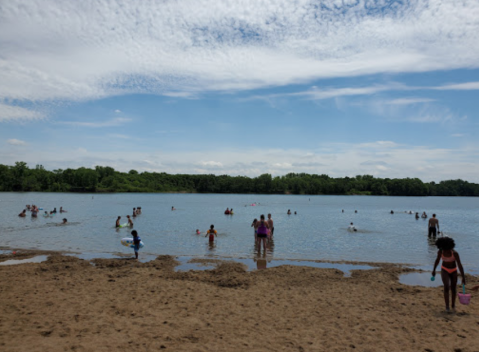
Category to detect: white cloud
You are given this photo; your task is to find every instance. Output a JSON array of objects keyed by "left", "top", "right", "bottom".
[
  {"left": 199, "top": 161, "right": 223, "bottom": 167},
  {"left": 435, "top": 82, "right": 479, "bottom": 90},
  {"left": 385, "top": 98, "right": 436, "bottom": 105},
  {"left": 7, "top": 138, "right": 27, "bottom": 146},
  {"left": 107, "top": 133, "right": 131, "bottom": 139},
  {"left": 114, "top": 109, "right": 121, "bottom": 113},
  {"left": 59, "top": 117, "right": 132, "bottom": 128},
  {"left": 1, "top": 0, "right": 479, "bottom": 109},
  {"left": 0, "top": 103, "right": 44, "bottom": 121},
  {"left": 451, "top": 133, "right": 465, "bottom": 137}
]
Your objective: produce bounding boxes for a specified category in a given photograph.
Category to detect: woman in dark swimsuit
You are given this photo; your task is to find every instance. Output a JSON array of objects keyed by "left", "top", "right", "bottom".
[
  {"left": 255, "top": 214, "right": 269, "bottom": 252},
  {"left": 432, "top": 237, "right": 466, "bottom": 313}
]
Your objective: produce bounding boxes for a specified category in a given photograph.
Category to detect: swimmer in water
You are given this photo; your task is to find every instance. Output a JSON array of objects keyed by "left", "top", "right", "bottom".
[
  {"left": 116, "top": 216, "right": 121, "bottom": 228},
  {"left": 127, "top": 215, "right": 134, "bottom": 227},
  {"left": 349, "top": 222, "right": 357, "bottom": 232},
  {"left": 205, "top": 225, "right": 217, "bottom": 242},
  {"left": 18, "top": 209, "right": 27, "bottom": 217},
  {"left": 172, "top": 206, "right": 176, "bottom": 211},
  {"left": 60, "top": 207, "right": 67, "bottom": 213},
  {"left": 287, "top": 209, "right": 291, "bottom": 215},
  {"left": 196, "top": 229, "right": 201, "bottom": 235},
  {"left": 62, "top": 218, "right": 68, "bottom": 224},
  {"left": 390, "top": 210, "right": 394, "bottom": 214},
  {"left": 132, "top": 208, "right": 137, "bottom": 218}
]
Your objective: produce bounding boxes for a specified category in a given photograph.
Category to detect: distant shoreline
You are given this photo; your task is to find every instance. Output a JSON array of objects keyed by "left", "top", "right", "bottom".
[{"left": 2, "top": 162, "right": 478, "bottom": 196}]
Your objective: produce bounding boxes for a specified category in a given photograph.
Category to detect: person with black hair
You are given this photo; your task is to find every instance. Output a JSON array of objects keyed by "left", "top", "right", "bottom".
[
  {"left": 205, "top": 224, "right": 217, "bottom": 243},
  {"left": 131, "top": 230, "right": 141, "bottom": 260},
  {"left": 432, "top": 237, "right": 466, "bottom": 313},
  {"left": 428, "top": 214, "right": 439, "bottom": 237},
  {"left": 255, "top": 214, "right": 270, "bottom": 251}
]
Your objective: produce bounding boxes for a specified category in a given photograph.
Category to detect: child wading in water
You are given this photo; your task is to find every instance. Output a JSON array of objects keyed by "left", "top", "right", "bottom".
[
  {"left": 205, "top": 225, "right": 217, "bottom": 243},
  {"left": 432, "top": 237, "right": 466, "bottom": 313},
  {"left": 131, "top": 230, "right": 141, "bottom": 260}
]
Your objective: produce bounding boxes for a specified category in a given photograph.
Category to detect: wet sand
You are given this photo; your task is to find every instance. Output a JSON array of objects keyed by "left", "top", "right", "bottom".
[{"left": 1, "top": 250, "right": 478, "bottom": 352}]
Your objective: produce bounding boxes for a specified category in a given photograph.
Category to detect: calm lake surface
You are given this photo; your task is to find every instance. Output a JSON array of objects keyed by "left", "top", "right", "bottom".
[{"left": 1, "top": 193, "right": 478, "bottom": 272}]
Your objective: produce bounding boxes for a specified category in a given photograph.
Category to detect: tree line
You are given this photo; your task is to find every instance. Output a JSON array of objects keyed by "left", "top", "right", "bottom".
[{"left": 1, "top": 162, "right": 478, "bottom": 196}]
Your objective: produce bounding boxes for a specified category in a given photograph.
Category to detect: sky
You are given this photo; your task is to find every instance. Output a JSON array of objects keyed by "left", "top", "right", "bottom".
[{"left": 1, "top": 0, "right": 479, "bottom": 182}]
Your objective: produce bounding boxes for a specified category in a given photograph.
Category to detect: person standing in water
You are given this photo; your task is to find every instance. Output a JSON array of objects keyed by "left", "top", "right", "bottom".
[
  {"left": 18, "top": 209, "right": 26, "bottom": 217},
  {"left": 255, "top": 214, "right": 270, "bottom": 252},
  {"left": 267, "top": 214, "right": 274, "bottom": 239},
  {"left": 127, "top": 215, "right": 134, "bottom": 227},
  {"left": 428, "top": 214, "right": 439, "bottom": 237},
  {"left": 432, "top": 237, "right": 465, "bottom": 313},
  {"left": 205, "top": 225, "right": 217, "bottom": 243},
  {"left": 116, "top": 216, "right": 121, "bottom": 228},
  {"left": 251, "top": 219, "right": 258, "bottom": 241}
]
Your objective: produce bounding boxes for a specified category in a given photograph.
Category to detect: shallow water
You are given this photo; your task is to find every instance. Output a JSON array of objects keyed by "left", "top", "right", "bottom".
[
  {"left": 399, "top": 272, "right": 444, "bottom": 287},
  {"left": 174, "top": 256, "right": 374, "bottom": 276},
  {"left": 0, "top": 255, "right": 49, "bottom": 266},
  {"left": 1, "top": 193, "right": 478, "bottom": 272}
]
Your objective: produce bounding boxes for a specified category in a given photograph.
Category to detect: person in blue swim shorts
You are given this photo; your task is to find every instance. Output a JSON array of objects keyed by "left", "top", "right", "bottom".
[{"left": 131, "top": 230, "right": 141, "bottom": 260}]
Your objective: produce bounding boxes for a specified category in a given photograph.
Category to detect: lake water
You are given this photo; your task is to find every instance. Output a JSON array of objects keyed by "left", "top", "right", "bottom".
[{"left": 1, "top": 193, "right": 478, "bottom": 273}]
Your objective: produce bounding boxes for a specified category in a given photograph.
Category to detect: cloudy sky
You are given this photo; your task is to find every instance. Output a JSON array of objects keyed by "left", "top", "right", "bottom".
[{"left": 1, "top": 0, "right": 478, "bottom": 181}]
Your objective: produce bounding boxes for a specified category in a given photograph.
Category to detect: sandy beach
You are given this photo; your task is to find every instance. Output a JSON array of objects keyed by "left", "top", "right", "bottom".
[{"left": 1, "top": 250, "right": 478, "bottom": 352}]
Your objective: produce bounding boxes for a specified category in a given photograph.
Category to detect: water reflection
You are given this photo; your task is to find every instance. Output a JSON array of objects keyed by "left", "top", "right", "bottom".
[
  {"left": 207, "top": 241, "right": 216, "bottom": 253},
  {"left": 253, "top": 237, "right": 274, "bottom": 269}
]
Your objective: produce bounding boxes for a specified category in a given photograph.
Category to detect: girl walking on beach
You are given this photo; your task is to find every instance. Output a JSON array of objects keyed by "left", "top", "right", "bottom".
[
  {"left": 432, "top": 237, "right": 466, "bottom": 313},
  {"left": 255, "top": 214, "right": 269, "bottom": 252}
]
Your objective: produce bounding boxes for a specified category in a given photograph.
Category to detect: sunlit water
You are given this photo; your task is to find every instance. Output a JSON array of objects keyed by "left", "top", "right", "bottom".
[{"left": 0, "top": 193, "right": 478, "bottom": 273}]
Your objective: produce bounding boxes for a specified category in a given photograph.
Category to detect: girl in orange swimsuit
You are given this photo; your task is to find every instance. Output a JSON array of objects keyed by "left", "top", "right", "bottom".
[{"left": 432, "top": 237, "right": 466, "bottom": 313}]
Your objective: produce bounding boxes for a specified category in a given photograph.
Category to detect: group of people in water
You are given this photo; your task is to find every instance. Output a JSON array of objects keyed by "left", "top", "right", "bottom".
[
  {"left": 19, "top": 205, "right": 67, "bottom": 223},
  {"left": 115, "top": 207, "right": 142, "bottom": 228},
  {"left": 115, "top": 204, "right": 479, "bottom": 313},
  {"left": 390, "top": 210, "right": 429, "bottom": 219},
  {"left": 224, "top": 208, "right": 234, "bottom": 215},
  {"left": 251, "top": 214, "right": 274, "bottom": 251}
]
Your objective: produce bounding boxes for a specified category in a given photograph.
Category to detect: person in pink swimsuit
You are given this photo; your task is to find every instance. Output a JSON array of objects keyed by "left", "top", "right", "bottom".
[
  {"left": 254, "top": 214, "right": 270, "bottom": 252},
  {"left": 432, "top": 237, "right": 466, "bottom": 313}
]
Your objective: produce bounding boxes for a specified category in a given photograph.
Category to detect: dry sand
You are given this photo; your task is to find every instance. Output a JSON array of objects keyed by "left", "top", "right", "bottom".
[{"left": 1, "top": 250, "right": 478, "bottom": 352}]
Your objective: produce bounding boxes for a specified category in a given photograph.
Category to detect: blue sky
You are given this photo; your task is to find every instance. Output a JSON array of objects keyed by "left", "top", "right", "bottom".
[{"left": 1, "top": 0, "right": 479, "bottom": 181}]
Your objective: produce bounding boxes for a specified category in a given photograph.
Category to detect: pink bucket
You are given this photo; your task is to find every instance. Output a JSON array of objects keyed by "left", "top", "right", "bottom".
[{"left": 458, "top": 285, "right": 471, "bottom": 305}]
